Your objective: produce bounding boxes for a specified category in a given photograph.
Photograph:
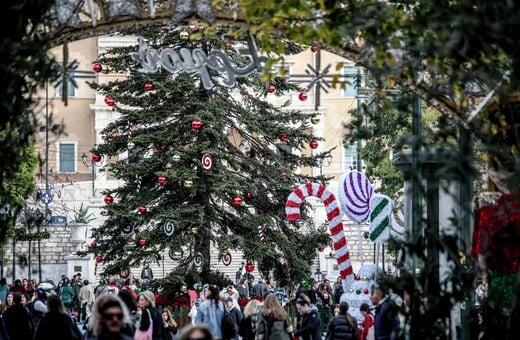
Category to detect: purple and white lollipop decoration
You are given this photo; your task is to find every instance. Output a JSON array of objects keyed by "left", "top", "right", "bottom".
[{"left": 338, "top": 170, "right": 374, "bottom": 223}]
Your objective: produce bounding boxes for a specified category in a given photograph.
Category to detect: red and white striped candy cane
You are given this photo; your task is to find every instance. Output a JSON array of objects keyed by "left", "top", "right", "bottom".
[{"left": 285, "top": 182, "right": 354, "bottom": 285}]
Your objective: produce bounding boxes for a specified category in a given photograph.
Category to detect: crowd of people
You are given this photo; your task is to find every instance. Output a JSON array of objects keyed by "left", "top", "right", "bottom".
[{"left": 0, "top": 270, "right": 407, "bottom": 340}]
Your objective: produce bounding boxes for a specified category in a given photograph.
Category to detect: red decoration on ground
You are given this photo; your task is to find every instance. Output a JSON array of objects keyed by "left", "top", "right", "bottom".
[
  {"left": 95, "top": 256, "right": 102, "bottom": 263},
  {"left": 232, "top": 196, "right": 243, "bottom": 206},
  {"left": 93, "top": 63, "right": 102, "bottom": 73},
  {"left": 245, "top": 263, "right": 254, "bottom": 273},
  {"left": 138, "top": 206, "right": 147, "bottom": 214},
  {"left": 311, "top": 45, "right": 318, "bottom": 53},
  {"left": 139, "top": 239, "right": 146, "bottom": 246},
  {"left": 279, "top": 135, "right": 288, "bottom": 142},
  {"left": 299, "top": 92, "right": 308, "bottom": 101},
  {"left": 144, "top": 82, "right": 154, "bottom": 91},
  {"left": 92, "top": 153, "right": 102, "bottom": 162},
  {"left": 104, "top": 96, "right": 115, "bottom": 106},
  {"left": 268, "top": 85, "right": 276, "bottom": 93},
  {"left": 191, "top": 119, "right": 202, "bottom": 129},
  {"left": 104, "top": 195, "right": 113, "bottom": 204},
  {"left": 158, "top": 176, "right": 167, "bottom": 185},
  {"left": 309, "top": 140, "right": 319, "bottom": 149}
]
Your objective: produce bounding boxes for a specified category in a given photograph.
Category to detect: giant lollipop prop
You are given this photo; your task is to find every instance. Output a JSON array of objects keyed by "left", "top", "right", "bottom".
[{"left": 286, "top": 182, "right": 354, "bottom": 287}]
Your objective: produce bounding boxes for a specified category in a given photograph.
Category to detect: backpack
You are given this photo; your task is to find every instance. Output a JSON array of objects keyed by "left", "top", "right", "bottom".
[{"left": 27, "top": 300, "right": 44, "bottom": 328}]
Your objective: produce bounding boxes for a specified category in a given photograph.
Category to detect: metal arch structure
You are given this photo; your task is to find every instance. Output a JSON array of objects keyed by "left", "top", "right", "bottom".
[{"left": 39, "top": 0, "right": 499, "bottom": 133}]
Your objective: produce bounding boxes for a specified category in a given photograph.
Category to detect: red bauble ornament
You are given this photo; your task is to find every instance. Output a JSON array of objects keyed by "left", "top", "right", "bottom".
[
  {"left": 95, "top": 256, "right": 103, "bottom": 263},
  {"left": 158, "top": 176, "right": 167, "bottom": 185},
  {"left": 311, "top": 45, "right": 318, "bottom": 53},
  {"left": 281, "top": 172, "right": 287, "bottom": 177},
  {"left": 245, "top": 263, "right": 254, "bottom": 273},
  {"left": 139, "top": 239, "right": 146, "bottom": 246},
  {"left": 144, "top": 82, "right": 154, "bottom": 91},
  {"left": 92, "top": 153, "right": 102, "bottom": 163},
  {"left": 298, "top": 92, "right": 308, "bottom": 101},
  {"left": 93, "top": 63, "right": 102, "bottom": 73},
  {"left": 319, "top": 247, "right": 324, "bottom": 252},
  {"left": 232, "top": 196, "right": 243, "bottom": 206},
  {"left": 138, "top": 206, "right": 147, "bottom": 214},
  {"left": 279, "top": 134, "right": 288, "bottom": 142},
  {"left": 191, "top": 119, "right": 202, "bottom": 129},
  {"left": 309, "top": 140, "right": 319, "bottom": 149},
  {"left": 90, "top": 241, "right": 97, "bottom": 247},
  {"left": 363, "top": 288, "right": 369, "bottom": 294},
  {"left": 268, "top": 85, "right": 276, "bottom": 93},
  {"left": 104, "top": 96, "right": 115, "bottom": 106},
  {"left": 245, "top": 192, "right": 253, "bottom": 199},
  {"left": 104, "top": 195, "right": 113, "bottom": 204}
]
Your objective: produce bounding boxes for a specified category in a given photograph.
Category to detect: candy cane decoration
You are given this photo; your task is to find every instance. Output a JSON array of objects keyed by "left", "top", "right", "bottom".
[{"left": 286, "top": 183, "right": 354, "bottom": 286}]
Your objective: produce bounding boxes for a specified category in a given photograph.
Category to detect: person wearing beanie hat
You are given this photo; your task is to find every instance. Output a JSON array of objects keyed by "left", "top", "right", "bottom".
[{"left": 137, "top": 290, "right": 163, "bottom": 340}]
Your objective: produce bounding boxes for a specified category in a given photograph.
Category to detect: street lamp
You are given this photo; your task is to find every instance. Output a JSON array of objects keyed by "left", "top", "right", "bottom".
[
  {"left": 314, "top": 268, "right": 323, "bottom": 283},
  {"left": 81, "top": 152, "right": 102, "bottom": 196},
  {"left": 0, "top": 203, "right": 16, "bottom": 278}
]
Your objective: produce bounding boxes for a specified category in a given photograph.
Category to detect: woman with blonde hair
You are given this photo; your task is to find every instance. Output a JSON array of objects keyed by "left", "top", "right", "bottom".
[
  {"left": 83, "top": 294, "right": 133, "bottom": 340},
  {"left": 256, "top": 294, "right": 293, "bottom": 340},
  {"left": 161, "top": 307, "right": 178, "bottom": 340},
  {"left": 238, "top": 299, "right": 262, "bottom": 340}
]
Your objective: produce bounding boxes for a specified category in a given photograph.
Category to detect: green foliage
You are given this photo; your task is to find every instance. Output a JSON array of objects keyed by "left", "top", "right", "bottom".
[
  {"left": 90, "top": 27, "right": 332, "bottom": 287},
  {"left": 73, "top": 203, "right": 95, "bottom": 224}
]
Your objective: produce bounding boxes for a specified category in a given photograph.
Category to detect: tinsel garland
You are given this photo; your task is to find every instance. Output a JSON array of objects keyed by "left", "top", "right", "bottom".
[{"left": 12, "top": 228, "right": 50, "bottom": 241}]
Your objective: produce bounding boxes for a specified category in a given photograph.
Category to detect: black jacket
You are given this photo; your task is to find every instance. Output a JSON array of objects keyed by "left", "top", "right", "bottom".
[
  {"left": 3, "top": 304, "right": 34, "bottom": 340},
  {"left": 294, "top": 308, "right": 322, "bottom": 340},
  {"left": 325, "top": 314, "right": 358, "bottom": 340}
]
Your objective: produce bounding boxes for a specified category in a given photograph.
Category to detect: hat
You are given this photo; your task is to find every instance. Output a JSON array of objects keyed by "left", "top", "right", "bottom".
[
  {"left": 140, "top": 290, "right": 156, "bottom": 307},
  {"left": 36, "top": 288, "right": 47, "bottom": 298},
  {"left": 225, "top": 297, "right": 233, "bottom": 302}
]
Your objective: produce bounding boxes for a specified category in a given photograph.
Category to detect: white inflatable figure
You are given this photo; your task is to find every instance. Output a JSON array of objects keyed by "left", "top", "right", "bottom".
[{"left": 340, "top": 264, "right": 377, "bottom": 323}]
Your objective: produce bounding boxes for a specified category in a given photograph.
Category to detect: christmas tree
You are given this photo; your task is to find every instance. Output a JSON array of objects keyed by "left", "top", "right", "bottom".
[{"left": 89, "top": 26, "right": 331, "bottom": 295}]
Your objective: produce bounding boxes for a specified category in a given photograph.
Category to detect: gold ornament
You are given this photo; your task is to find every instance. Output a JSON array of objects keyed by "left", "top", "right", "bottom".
[
  {"left": 183, "top": 180, "right": 193, "bottom": 188},
  {"left": 311, "top": 116, "right": 320, "bottom": 124},
  {"left": 180, "top": 284, "right": 188, "bottom": 292},
  {"left": 191, "top": 227, "right": 199, "bottom": 235},
  {"left": 290, "top": 164, "right": 298, "bottom": 171},
  {"left": 180, "top": 31, "right": 189, "bottom": 40},
  {"left": 172, "top": 154, "right": 181, "bottom": 161}
]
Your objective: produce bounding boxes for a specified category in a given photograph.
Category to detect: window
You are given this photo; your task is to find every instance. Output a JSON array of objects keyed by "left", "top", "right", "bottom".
[
  {"left": 344, "top": 143, "right": 358, "bottom": 171},
  {"left": 59, "top": 143, "right": 75, "bottom": 172},
  {"left": 55, "top": 73, "right": 77, "bottom": 97},
  {"left": 343, "top": 67, "right": 359, "bottom": 97}
]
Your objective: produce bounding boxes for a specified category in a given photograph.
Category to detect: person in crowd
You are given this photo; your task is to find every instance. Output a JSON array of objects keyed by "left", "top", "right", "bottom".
[
  {"left": 307, "top": 282, "right": 320, "bottom": 305},
  {"left": 189, "top": 298, "right": 203, "bottom": 325},
  {"left": 222, "top": 297, "right": 243, "bottom": 340},
  {"left": 117, "top": 288, "right": 139, "bottom": 335},
  {"left": 141, "top": 263, "right": 154, "bottom": 285},
  {"left": 34, "top": 294, "right": 82, "bottom": 340},
  {"left": 333, "top": 278, "right": 343, "bottom": 305},
  {"left": 220, "top": 286, "right": 240, "bottom": 308},
  {"left": 195, "top": 284, "right": 226, "bottom": 339},
  {"left": 0, "top": 278, "right": 9, "bottom": 303},
  {"left": 235, "top": 263, "right": 244, "bottom": 286},
  {"left": 236, "top": 278, "right": 249, "bottom": 299},
  {"left": 318, "top": 283, "right": 333, "bottom": 330},
  {"left": 252, "top": 279, "right": 268, "bottom": 299},
  {"left": 3, "top": 292, "right": 34, "bottom": 339},
  {"left": 358, "top": 303, "right": 374, "bottom": 340},
  {"left": 83, "top": 293, "right": 133, "bottom": 340},
  {"left": 332, "top": 305, "right": 340, "bottom": 317},
  {"left": 9, "top": 279, "right": 25, "bottom": 295},
  {"left": 294, "top": 295, "right": 322, "bottom": 340},
  {"left": 325, "top": 301, "right": 358, "bottom": 340},
  {"left": 79, "top": 279, "right": 95, "bottom": 322},
  {"left": 136, "top": 290, "right": 163, "bottom": 340},
  {"left": 323, "top": 280, "right": 333, "bottom": 295},
  {"left": 25, "top": 280, "right": 35, "bottom": 298},
  {"left": 179, "top": 324, "right": 215, "bottom": 340},
  {"left": 161, "top": 308, "right": 178, "bottom": 340},
  {"left": 370, "top": 286, "right": 399, "bottom": 340},
  {"left": 0, "top": 310, "right": 8, "bottom": 340},
  {"left": 239, "top": 298, "right": 262, "bottom": 340},
  {"left": 59, "top": 277, "right": 76, "bottom": 313},
  {"left": 4, "top": 292, "right": 13, "bottom": 309},
  {"left": 102, "top": 276, "right": 120, "bottom": 295},
  {"left": 256, "top": 293, "right": 293, "bottom": 340},
  {"left": 30, "top": 288, "right": 48, "bottom": 330}
]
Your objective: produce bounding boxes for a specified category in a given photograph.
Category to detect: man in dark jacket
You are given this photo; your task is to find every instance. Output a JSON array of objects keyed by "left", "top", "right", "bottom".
[
  {"left": 371, "top": 286, "right": 400, "bottom": 340},
  {"left": 3, "top": 292, "right": 34, "bottom": 340},
  {"left": 294, "top": 297, "right": 322, "bottom": 340},
  {"left": 325, "top": 301, "right": 358, "bottom": 340},
  {"left": 223, "top": 297, "right": 243, "bottom": 340}
]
